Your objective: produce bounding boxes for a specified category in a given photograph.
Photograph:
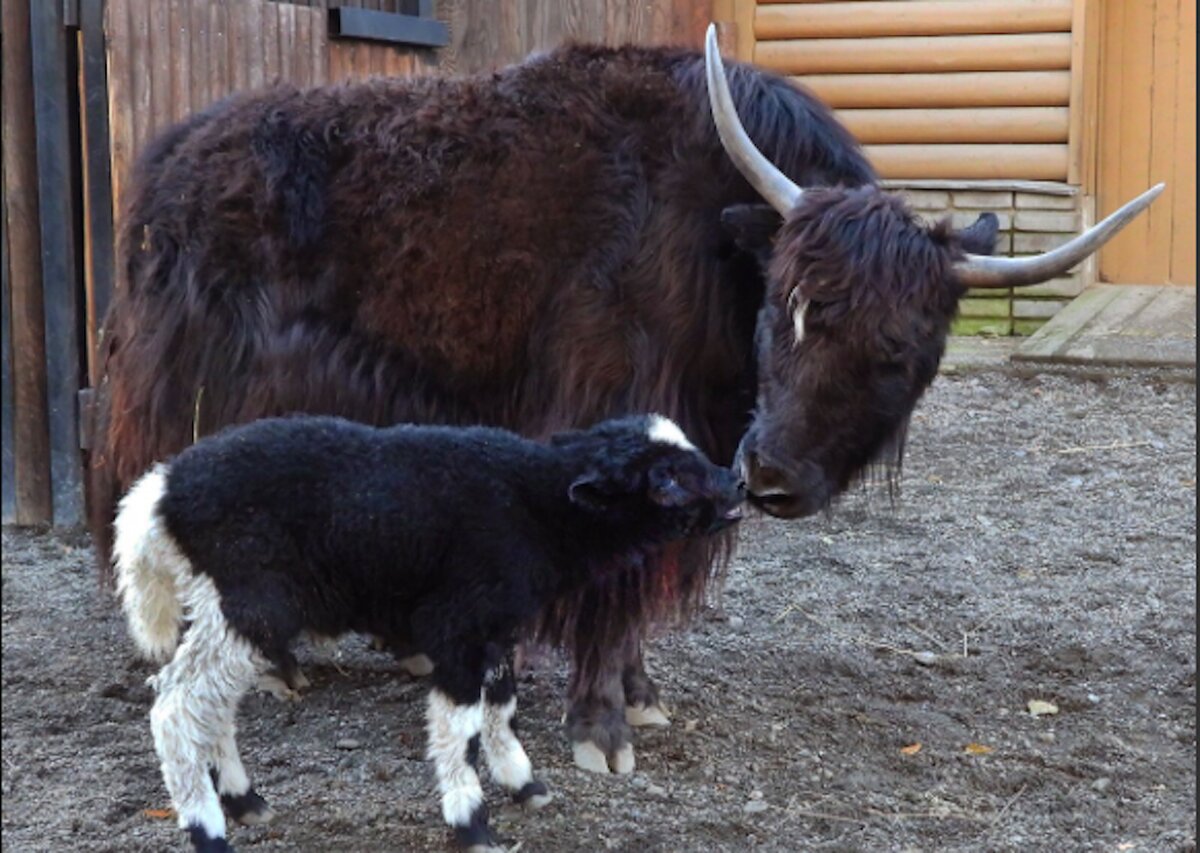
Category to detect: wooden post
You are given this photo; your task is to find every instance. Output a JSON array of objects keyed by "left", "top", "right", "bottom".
[
  {"left": 30, "top": 0, "right": 85, "bottom": 526},
  {"left": 1, "top": 0, "right": 54, "bottom": 525},
  {"left": 2, "top": 164, "right": 16, "bottom": 523}
]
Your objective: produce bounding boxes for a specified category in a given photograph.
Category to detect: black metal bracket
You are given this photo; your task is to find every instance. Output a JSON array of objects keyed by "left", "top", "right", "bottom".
[{"left": 328, "top": 5, "right": 449, "bottom": 49}]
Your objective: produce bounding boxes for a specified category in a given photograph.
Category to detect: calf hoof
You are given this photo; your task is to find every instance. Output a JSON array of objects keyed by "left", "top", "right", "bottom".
[
  {"left": 625, "top": 703, "right": 671, "bottom": 728},
  {"left": 186, "top": 825, "right": 234, "bottom": 852},
  {"left": 513, "top": 779, "right": 554, "bottom": 810},
  {"left": 571, "top": 740, "right": 636, "bottom": 775},
  {"left": 221, "top": 788, "right": 275, "bottom": 826},
  {"left": 398, "top": 653, "right": 435, "bottom": 678}
]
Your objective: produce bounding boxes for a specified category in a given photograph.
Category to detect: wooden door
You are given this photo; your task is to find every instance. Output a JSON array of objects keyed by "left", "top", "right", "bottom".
[{"left": 1093, "top": 0, "right": 1195, "bottom": 285}]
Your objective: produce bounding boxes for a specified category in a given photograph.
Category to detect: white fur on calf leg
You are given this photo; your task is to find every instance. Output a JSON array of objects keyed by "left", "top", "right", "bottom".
[
  {"left": 482, "top": 696, "right": 551, "bottom": 809},
  {"left": 213, "top": 727, "right": 274, "bottom": 826},
  {"left": 149, "top": 571, "right": 264, "bottom": 851},
  {"left": 426, "top": 690, "right": 498, "bottom": 850}
]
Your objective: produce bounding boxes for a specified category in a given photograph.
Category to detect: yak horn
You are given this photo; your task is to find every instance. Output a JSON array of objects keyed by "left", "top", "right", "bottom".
[
  {"left": 704, "top": 24, "right": 803, "bottom": 215},
  {"left": 954, "top": 183, "right": 1166, "bottom": 289}
]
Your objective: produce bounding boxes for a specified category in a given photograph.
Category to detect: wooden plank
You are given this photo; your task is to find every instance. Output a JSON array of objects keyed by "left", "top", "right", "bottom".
[
  {"left": 263, "top": 0, "right": 281, "bottom": 86},
  {"left": 733, "top": 0, "right": 756, "bottom": 61},
  {"left": 247, "top": 0, "right": 266, "bottom": 89},
  {"left": 758, "top": 33, "right": 1073, "bottom": 75},
  {"left": 29, "top": 0, "right": 84, "bottom": 524},
  {"left": 105, "top": 0, "right": 134, "bottom": 225},
  {"left": 1103, "top": 0, "right": 1154, "bottom": 282},
  {"left": 1171, "top": 0, "right": 1196, "bottom": 283},
  {"left": 188, "top": 0, "right": 211, "bottom": 110},
  {"left": 1067, "top": 0, "right": 1090, "bottom": 185},
  {"left": 310, "top": 3, "right": 328, "bottom": 84},
  {"left": 864, "top": 144, "right": 1069, "bottom": 181},
  {"left": 1145, "top": 0, "right": 1179, "bottom": 284},
  {"left": 756, "top": 1, "right": 1072, "bottom": 40},
  {"left": 278, "top": 0, "right": 295, "bottom": 85},
  {"left": 294, "top": 0, "right": 312, "bottom": 86},
  {"left": 2, "top": 148, "right": 16, "bottom": 523},
  {"left": 838, "top": 107, "right": 1069, "bottom": 144},
  {"left": 80, "top": 0, "right": 115, "bottom": 386},
  {"left": 149, "top": 0, "right": 171, "bottom": 134},
  {"left": 209, "top": 0, "right": 229, "bottom": 100},
  {"left": 130, "top": 0, "right": 151, "bottom": 149},
  {"left": 796, "top": 70, "right": 1072, "bottom": 108},
  {"left": 168, "top": 0, "right": 191, "bottom": 122},
  {"left": 226, "top": 0, "right": 247, "bottom": 94}
]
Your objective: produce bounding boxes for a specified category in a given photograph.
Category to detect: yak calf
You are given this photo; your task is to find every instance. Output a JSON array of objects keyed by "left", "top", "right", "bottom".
[{"left": 114, "top": 414, "right": 743, "bottom": 851}]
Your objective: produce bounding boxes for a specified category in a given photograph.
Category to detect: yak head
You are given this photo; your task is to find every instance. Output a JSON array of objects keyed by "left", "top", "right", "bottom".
[{"left": 704, "top": 25, "right": 1164, "bottom": 519}]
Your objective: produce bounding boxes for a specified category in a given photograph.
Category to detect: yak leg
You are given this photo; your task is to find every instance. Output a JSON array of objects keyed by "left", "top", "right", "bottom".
[
  {"left": 623, "top": 646, "right": 671, "bottom": 728},
  {"left": 566, "top": 636, "right": 637, "bottom": 776}
]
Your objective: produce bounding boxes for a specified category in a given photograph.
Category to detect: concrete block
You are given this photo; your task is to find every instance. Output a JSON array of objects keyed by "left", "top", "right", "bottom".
[
  {"left": 1014, "top": 298, "right": 1068, "bottom": 319},
  {"left": 951, "top": 210, "right": 1013, "bottom": 231},
  {"left": 1015, "top": 209, "right": 1081, "bottom": 232},
  {"left": 1020, "top": 275, "right": 1084, "bottom": 298},
  {"left": 953, "top": 316, "right": 1013, "bottom": 336},
  {"left": 951, "top": 190, "right": 1014, "bottom": 209},
  {"left": 1015, "top": 192, "right": 1078, "bottom": 210},
  {"left": 1014, "top": 231, "right": 1072, "bottom": 252},
  {"left": 1014, "top": 318, "right": 1050, "bottom": 336},
  {"left": 897, "top": 189, "right": 951, "bottom": 210}
]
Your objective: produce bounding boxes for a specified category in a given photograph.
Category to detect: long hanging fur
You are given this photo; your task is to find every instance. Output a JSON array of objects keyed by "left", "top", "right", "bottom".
[{"left": 88, "top": 42, "right": 876, "bottom": 683}]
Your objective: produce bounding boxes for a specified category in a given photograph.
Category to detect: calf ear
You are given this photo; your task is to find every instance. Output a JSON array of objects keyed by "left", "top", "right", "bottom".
[
  {"left": 721, "top": 204, "right": 781, "bottom": 265},
  {"left": 568, "top": 471, "right": 621, "bottom": 512},
  {"left": 955, "top": 212, "right": 1000, "bottom": 256}
]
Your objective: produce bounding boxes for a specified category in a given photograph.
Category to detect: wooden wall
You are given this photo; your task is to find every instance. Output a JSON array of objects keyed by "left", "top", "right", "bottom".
[
  {"left": 1091, "top": 0, "right": 1195, "bottom": 285},
  {"left": 739, "top": 0, "right": 1076, "bottom": 181},
  {"left": 3, "top": 0, "right": 712, "bottom": 526}
]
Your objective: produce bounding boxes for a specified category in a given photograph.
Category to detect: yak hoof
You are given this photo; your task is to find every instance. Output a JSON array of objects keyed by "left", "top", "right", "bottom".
[
  {"left": 514, "top": 780, "right": 553, "bottom": 810},
  {"left": 610, "top": 742, "right": 636, "bottom": 775},
  {"left": 256, "top": 672, "right": 300, "bottom": 703},
  {"left": 464, "top": 846, "right": 506, "bottom": 853},
  {"left": 236, "top": 804, "right": 275, "bottom": 826},
  {"left": 398, "top": 653, "right": 435, "bottom": 677},
  {"left": 291, "top": 667, "right": 311, "bottom": 691},
  {"left": 625, "top": 703, "right": 670, "bottom": 728},
  {"left": 572, "top": 740, "right": 611, "bottom": 774}
]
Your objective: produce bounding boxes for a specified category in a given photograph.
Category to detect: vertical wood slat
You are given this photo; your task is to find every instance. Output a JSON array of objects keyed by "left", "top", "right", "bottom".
[
  {"left": 2, "top": 141, "right": 17, "bottom": 522},
  {"left": 1170, "top": 0, "right": 1195, "bottom": 283},
  {"left": 2, "top": 0, "right": 53, "bottom": 524},
  {"left": 1144, "top": 0, "right": 1178, "bottom": 284},
  {"left": 80, "top": 0, "right": 115, "bottom": 386},
  {"left": 188, "top": 0, "right": 210, "bottom": 111},
  {"left": 29, "top": 0, "right": 84, "bottom": 524}
]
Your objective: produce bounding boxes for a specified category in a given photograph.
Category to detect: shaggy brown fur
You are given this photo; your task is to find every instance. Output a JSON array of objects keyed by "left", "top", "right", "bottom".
[{"left": 89, "top": 43, "right": 875, "bottom": 754}]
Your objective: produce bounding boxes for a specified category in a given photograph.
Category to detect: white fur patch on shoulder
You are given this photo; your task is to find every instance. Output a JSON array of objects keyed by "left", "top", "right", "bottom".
[
  {"left": 792, "top": 297, "right": 809, "bottom": 345},
  {"left": 647, "top": 415, "right": 695, "bottom": 451}
]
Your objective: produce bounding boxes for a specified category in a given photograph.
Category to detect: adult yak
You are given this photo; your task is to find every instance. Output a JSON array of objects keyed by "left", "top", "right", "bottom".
[{"left": 90, "top": 27, "right": 1160, "bottom": 775}]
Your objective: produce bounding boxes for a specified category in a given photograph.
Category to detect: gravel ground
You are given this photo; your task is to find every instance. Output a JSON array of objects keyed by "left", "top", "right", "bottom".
[{"left": 2, "top": 369, "right": 1195, "bottom": 853}]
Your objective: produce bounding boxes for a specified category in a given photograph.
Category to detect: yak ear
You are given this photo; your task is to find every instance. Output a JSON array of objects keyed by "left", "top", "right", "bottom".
[
  {"left": 721, "top": 204, "right": 781, "bottom": 264},
  {"left": 955, "top": 212, "right": 1001, "bottom": 256}
]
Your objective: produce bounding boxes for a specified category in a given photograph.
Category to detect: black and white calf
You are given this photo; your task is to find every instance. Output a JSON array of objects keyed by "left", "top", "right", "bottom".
[{"left": 113, "top": 414, "right": 744, "bottom": 851}]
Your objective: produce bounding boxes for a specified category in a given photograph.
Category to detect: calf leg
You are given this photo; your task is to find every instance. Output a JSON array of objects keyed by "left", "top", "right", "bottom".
[
  {"left": 211, "top": 715, "right": 274, "bottom": 826},
  {"left": 480, "top": 656, "right": 551, "bottom": 809},
  {"left": 149, "top": 579, "right": 264, "bottom": 851},
  {"left": 426, "top": 687, "right": 500, "bottom": 852}
]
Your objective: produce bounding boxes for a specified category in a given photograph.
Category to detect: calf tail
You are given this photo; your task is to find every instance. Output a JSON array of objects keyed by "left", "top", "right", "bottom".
[{"left": 113, "top": 464, "right": 189, "bottom": 662}]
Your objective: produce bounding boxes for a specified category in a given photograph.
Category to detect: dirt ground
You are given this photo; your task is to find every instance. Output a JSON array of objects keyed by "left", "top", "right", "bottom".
[{"left": 2, "top": 369, "right": 1196, "bottom": 853}]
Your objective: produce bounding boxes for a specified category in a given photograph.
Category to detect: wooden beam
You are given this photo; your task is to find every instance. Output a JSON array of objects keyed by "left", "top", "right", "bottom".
[
  {"left": 794, "top": 70, "right": 1072, "bottom": 109},
  {"left": 757, "top": 1, "right": 1072, "bottom": 40},
  {"left": 79, "top": 0, "right": 114, "bottom": 389},
  {"left": 864, "top": 143, "right": 1070, "bottom": 180},
  {"left": 758, "top": 33, "right": 1072, "bottom": 75},
  {"left": 838, "top": 107, "right": 1069, "bottom": 144},
  {"left": 2, "top": 156, "right": 15, "bottom": 523},
  {"left": 1, "top": 0, "right": 53, "bottom": 524},
  {"left": 30, "top": 0, "right": 84, "bottom": 525},
  {"left": 732, "top": 0, "right": 756, "bottom": 62}
]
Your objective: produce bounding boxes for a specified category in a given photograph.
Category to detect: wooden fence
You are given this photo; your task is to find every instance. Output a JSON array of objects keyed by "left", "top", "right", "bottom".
[{"left": 1, "top": 0, "right": 711, "bottom": 526}]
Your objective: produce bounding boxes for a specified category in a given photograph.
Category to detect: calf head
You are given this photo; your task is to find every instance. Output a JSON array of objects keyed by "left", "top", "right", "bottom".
[
  {"left": 704, "top": 25, "right": 1165, "bottom": 519},
  {"left": 556, "top": 414, "right": 745, "bottom": 540}
]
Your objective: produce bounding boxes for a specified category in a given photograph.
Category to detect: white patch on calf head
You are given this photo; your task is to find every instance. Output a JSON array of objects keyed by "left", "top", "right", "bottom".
[{"left": 647, "top": 415, "right": 695, "bottom": 451}]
